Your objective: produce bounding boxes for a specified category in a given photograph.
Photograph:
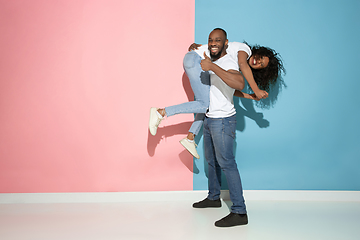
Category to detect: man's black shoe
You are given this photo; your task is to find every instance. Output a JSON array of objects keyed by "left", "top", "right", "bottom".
[
  {"left": 192, "top": 198, "right": 221, "bottom": 208},
  {"left": 215, "top": 212, "right": 248, "bottom": 227}
]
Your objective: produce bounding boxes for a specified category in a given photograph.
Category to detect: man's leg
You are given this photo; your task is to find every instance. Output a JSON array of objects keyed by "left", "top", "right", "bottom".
[
  {"left": 210, "top": 115, "right": 248, "bottom": 227},
  {"left": 192, "top": 116, "right": 222, "bottom": 208}
]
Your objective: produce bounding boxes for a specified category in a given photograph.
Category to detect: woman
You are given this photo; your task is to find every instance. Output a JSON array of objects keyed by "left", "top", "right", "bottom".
[{"left": 149, "top": 41, "right": 285, "bottom": 158}]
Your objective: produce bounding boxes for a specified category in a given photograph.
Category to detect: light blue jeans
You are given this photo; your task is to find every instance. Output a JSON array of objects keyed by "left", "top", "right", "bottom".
[
  {"left": 203, "top": 115, "right": 247, "bottom": 214},
  {"left": 165, "top": 51, "right": 209, "bottom": 135}
]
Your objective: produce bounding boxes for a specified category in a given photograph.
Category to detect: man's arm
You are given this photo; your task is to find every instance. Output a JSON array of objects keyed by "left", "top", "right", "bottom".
[
  {"left": 238, "top": 51, "right": 268, "bottom": 99},
  {"left": 234, "top": 90, "right": 260, "bottom": 100},
  {"left": 201, "top": 53, "right": 245, "bottom": 90}
]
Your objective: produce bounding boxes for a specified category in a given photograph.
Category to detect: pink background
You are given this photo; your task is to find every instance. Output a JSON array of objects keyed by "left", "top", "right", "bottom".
[{"left": 0, "top": 0, "right": 195, "bottom": 193}]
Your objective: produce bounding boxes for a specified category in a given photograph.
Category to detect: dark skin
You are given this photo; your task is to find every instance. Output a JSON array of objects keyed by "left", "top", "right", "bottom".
[
  {"left": 201, "top": 30, "right": 261, "bottom": 100},
  {"left": 185, "top": 30, "right": 259, "bottom": 140},
  {"left": 159, "top": 30, "right": 262, "bottom": 140},
  {"left": 189, "top": 42, "right": 269, "bottom": 99},
  {"left": 200, "top": 29, "right": 245, "bottom": 91}
]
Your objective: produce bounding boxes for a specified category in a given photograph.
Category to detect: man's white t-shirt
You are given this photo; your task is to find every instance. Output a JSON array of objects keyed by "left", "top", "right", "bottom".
[
  {"left": 194, "top": 42, "right": 252, "bottom": 63},
  {"left": 206, "top": 54, "right": 239, "bottom": 118}
]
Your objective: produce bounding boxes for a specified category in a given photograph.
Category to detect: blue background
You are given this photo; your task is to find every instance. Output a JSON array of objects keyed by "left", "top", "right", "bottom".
[{"left": 193, "top": 0, "right": 360, "bottom": 190}]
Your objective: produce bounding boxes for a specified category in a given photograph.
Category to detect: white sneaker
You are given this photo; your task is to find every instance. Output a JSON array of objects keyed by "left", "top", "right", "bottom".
[
  {"left": 180, "top": 138, "right": 200, "bottom": 159},
  {"left": 149, "top": 107, "right": 163, "bottom": 136}
]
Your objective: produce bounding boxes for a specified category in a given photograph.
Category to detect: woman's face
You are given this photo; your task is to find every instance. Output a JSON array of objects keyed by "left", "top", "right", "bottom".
[{"left": 248, "top": 55, "right": 269, "bottom": 69}]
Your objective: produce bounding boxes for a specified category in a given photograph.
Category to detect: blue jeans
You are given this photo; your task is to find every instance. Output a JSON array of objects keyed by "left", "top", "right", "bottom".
[
  {"left": 203, "top": 115, "right": 247, "bottom": 214},
  {"left": 165, "top": 51, "right": 209, "bottom": 135}
]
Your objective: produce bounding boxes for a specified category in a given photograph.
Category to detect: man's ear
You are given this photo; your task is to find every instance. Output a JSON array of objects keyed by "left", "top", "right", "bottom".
[{"left": 225, "top": 39, "right": 229, "bottom": 47}]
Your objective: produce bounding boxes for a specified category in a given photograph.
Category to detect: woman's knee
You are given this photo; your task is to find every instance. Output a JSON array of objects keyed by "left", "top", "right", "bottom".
[{"left": 183, "top": 51, "right": 200, "bottom": 69}]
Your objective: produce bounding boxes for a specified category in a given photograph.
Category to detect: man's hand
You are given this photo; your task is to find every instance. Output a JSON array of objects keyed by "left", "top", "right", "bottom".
[
  {"left": 234, "top": 91, "right": 261, "bottom": 101},
  {"left": 188, "top": 43, "right": 202, "bottom": 51},
  {"left": 201, "top": 52, "right": 213, "bottom": 71},
  {"left": 249, "top": 93, "right": 261, "bottom": 101}
]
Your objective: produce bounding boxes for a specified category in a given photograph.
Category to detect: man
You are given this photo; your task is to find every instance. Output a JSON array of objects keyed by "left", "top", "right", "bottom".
[{"left": 192, "top": 28, "right": 248, "bottom": 227}]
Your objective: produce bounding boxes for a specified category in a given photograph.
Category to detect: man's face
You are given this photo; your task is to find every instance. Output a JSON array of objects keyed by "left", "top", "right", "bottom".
[{"left": 208, "top": 30, "right": 228, "bottom": 61}]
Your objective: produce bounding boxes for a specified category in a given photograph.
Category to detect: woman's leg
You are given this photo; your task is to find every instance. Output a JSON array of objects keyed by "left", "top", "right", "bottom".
[
  {"left": 164, "top": 51, "right": 210, "bottom": 116},
  {"left": 170, "top": 52, "right": 210, "bottom": 159},
  {"left": 189, "top": 113, "right": 205, "bottom": 136},
  {"left": 149, "top": 51, "right": 210, "bottom": 136},
  {"left": 179, "top": 113, "right": 205, "bottom": 159}
]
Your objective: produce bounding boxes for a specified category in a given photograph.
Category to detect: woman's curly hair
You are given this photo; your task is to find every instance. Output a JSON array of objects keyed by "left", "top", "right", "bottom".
[
  {"left": 250, "top": 44, "right": 286, "bottom": 92},
  {"left": 243, "top": 42, "right": 287, "bottom": 108}
]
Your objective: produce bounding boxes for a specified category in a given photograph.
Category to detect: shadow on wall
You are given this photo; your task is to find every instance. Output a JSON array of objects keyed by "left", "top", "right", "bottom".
[
  {"left": 235, "top": 97, "right": 270, "bottom": 132},
  {"left": 147, "top": 121, "right": 192, "bottom": 157},
  {"left": 181, "top": 72, "right": 195, "bottom": 102}
]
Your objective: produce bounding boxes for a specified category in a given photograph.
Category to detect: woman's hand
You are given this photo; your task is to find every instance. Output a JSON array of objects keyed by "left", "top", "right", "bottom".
[
  {"left": 254, "top": 89, "right": 268, "bottom": 99},
  {"left": 188, "top": 43, "right": 202, "bottom": 51}
]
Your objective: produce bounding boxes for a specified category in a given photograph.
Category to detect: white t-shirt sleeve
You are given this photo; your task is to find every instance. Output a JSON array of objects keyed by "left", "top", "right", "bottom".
[{"left": 226, "top": 42, "right": 252, "bottom": 61}]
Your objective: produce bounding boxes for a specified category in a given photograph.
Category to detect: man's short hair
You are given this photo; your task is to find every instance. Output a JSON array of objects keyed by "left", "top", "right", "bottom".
[{"left": 213, "top": 28, "right": 227, "bottom": 39}]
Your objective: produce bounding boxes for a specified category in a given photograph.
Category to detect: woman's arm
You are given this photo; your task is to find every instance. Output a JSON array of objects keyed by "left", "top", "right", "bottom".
[
  {"left": 237, "top": 51, "right": 268, "bottom": 99},
  {"left": 188, "top": 43, "right": 202, "bottom": 51}
]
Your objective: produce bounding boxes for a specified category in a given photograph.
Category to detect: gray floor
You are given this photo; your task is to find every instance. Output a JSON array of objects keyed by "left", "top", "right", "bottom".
[{"left": 1, "top": 198, "right": 360, "bottom": 240}]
